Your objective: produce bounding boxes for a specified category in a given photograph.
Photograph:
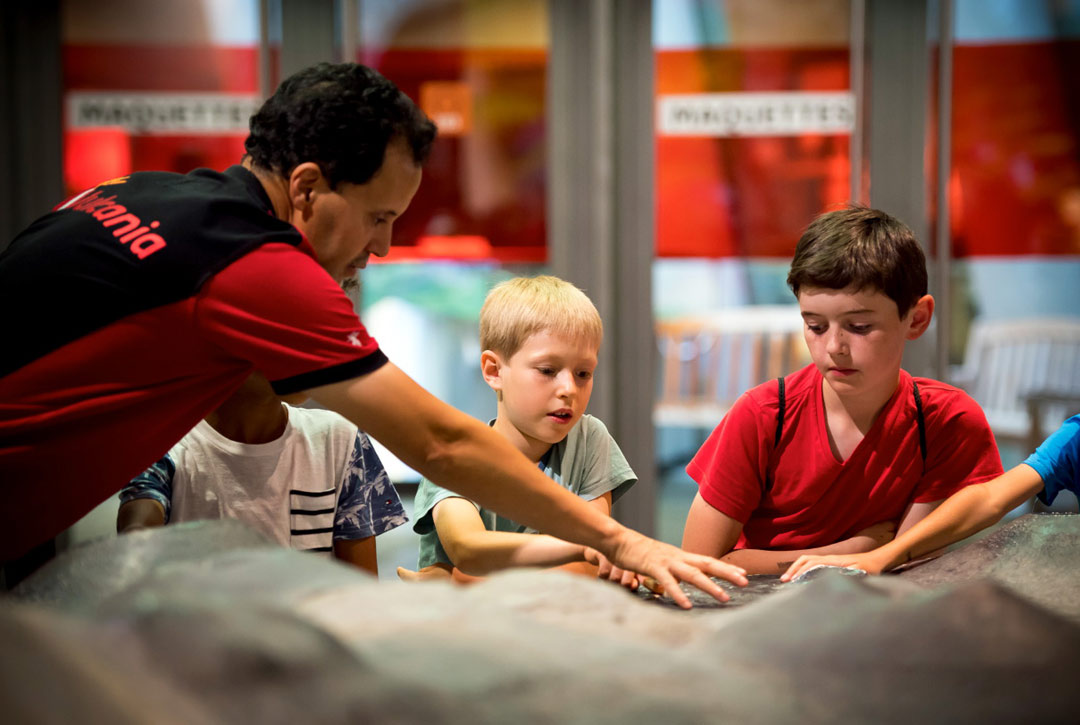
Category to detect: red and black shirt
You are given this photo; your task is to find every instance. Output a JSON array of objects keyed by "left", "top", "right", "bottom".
[{"left": 0, "top": 166, "right": 386, "bottom": 559}]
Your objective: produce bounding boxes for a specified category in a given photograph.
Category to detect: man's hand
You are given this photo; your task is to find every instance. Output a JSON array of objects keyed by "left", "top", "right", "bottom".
[{"left": 596, "top": 529, "right": 747, "bottom": 609}]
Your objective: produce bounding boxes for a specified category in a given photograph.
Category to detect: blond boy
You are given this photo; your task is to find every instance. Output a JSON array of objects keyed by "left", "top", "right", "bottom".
[
  {"left": 682, "top": 206, "right": 1004, "bottom": 574},
  {"left": 409, "top": 276, "right": 636, "bottom": 579}
]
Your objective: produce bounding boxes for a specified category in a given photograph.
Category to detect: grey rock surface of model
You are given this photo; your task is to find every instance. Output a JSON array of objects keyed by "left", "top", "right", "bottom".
[{"left": 4, "top": 514, "right": 1078, "bottom": 723}]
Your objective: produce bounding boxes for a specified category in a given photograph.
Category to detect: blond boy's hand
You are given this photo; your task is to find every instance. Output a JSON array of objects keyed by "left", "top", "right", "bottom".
[
  {"left": 396, "top": 564, "right": 452, "bottom": 582},
  {"left": 584, "top": 548, "right": 645, "bottom": 590},
  {"left": 600, "top": 529, "right": 748, "bottom": 609},
  {"left": 397, "top": 564, "right": 487, "bottom": 585}
]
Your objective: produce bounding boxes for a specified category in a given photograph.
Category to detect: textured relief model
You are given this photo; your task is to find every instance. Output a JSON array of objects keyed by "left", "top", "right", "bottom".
[{"left": 5, "top": 514, "right": 1078, "bottom": 724}]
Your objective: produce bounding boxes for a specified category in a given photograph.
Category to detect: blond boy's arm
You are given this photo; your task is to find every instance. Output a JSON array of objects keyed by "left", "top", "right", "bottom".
[
  {"left": 552, "top": 492, "right": 612, "bottom": 577},
  {"left": 781, "top": 464, "right": 1045, "bottom": 581},
  {"left": 432, "top": 497, "right": 589, "bottom": 575},
  {"left": 682, "top": 492, "right": 896, "bottom": 575},
  {"left": 308, "top": 363, "right": 747, "bottom": 608},
  {"left": 333, "top": 536, "right": 379, "bottom": 576}
]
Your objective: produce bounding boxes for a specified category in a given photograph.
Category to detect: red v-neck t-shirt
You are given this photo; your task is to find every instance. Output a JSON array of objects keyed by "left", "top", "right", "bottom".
[{"left": 687, "top": 364, "right": 1003, "bottom": 551}]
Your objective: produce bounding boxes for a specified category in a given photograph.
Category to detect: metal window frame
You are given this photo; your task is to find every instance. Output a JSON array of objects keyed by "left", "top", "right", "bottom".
[
  {"left": 866, "top": 0, "right": 953, "bottom": 380},
  {"left": 0, "top": 0, "right": 63, "bottom": 253},
  {"left": 548, "top": 0, "right": 656, "bottom": 534}
]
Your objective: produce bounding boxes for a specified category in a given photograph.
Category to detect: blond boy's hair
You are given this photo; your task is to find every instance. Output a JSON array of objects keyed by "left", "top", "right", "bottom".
[{"left": 480, "top": 275, "right": 603, "bottom": 358}]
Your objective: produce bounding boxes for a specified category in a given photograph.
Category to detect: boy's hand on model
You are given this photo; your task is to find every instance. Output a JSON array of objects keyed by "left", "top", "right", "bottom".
[
  {"left": 603, "top": 528, "right": 748, "bottom": 609},
  {"left": 585, "top": 547, "right": 645, "bottom": 590},
  {"left": 779, "top": 549, "right": 891, "bottom": 582},
  {"left": 396, "top": 564, "right": 452, "bottom": 582},
  {"left": 778, "top": 522, "right": 896, "bottom": 579}
]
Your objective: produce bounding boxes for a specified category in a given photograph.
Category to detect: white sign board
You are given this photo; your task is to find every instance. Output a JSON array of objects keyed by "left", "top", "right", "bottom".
[
  {"left": 67, "top": 92, "right": 262, "bottom": 134},
  {"left": 658, "top": 91, "right": 855, "bottom": 137}
]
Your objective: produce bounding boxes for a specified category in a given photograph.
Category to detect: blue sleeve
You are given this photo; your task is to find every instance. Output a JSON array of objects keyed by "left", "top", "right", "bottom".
[
  {"left": 1024, "top": 415, "right": 1080, "bottom": 506},
  {"left": 333, "top": 431, "right": 408, "bottom": 540},
  {"left": 118, "top": 453, "right": 175, "bottom": 522}
]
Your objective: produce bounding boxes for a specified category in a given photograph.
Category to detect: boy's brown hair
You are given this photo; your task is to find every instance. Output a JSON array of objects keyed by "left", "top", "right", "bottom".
[
  {"left": 786, "top": 205, "right": 928, "bottom": 317},
  {"left": 480, "top": 275, "right": 603, "bottom": 358}
]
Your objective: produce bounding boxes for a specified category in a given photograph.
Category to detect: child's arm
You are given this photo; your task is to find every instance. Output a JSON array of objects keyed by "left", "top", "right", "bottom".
[
  {"left": 681, "top": 492, "right": 744, "bottom": 558},
  {"left": 432, "top": 497, "right": 591, "bottom": 576},
  {"left": 396, "top": 563, "right": 453, "bottom": 581},
  {"left": 310, "top": 365, "right": 748, "bottom": 609},
  {"left": 551, "top": 492, "right": 612, "bottom": 577},
  {"left": 682, "top": 491, "right": 896, "bottom": 574},
  {"left": 895, "top": 501, "right": 943, "bottom": 537},
  {"left": 333, "top": 536, "right": 378, "bottom": 576},
  {"left": 116, "top": 454, "right": 174, "bottom": 533},
  {"left": 330, "top": 430, "right": 406, "bottom": 577},
  {"left": 116, "top": 499, "right": 166, "bottom": 533},
  {"left": 719, "top": 521, "right": 895, "bottom": 574},
  {"left": 780, "top": 463, "right": 1045, "bottom": 581}
]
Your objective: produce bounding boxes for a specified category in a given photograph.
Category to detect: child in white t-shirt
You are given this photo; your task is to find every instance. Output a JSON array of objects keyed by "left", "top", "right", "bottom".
[{"left": 117, "top": 373, "right": 406, "bottom": 575}]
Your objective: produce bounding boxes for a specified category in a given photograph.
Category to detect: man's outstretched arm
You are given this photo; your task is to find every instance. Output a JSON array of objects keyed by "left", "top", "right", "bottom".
[{"left": 307, "top": 363, "right": 748, "bottom": 608}]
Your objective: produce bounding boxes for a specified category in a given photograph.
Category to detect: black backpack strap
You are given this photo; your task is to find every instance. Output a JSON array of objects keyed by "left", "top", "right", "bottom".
[
  {"left": 911, "top": 379, "right": 927, "bottom": 467},
  {"left": 774, "top": 376, "right": 786, "bottom": 448},
  {"left": 764, "top": 376, "right": 786, "bottom": 494}
]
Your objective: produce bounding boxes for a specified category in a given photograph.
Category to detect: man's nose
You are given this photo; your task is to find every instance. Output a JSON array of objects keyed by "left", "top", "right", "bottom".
[{"left": 368, "top": 226, "right": 392, "bottom": 258}]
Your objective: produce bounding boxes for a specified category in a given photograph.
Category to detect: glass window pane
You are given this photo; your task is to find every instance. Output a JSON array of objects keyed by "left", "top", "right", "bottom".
[
  {"left": 947, "top": 0, "right": 1080, "bottom": 482},
  {"left": 354, "top": 0, "right": 549, "bottom": 482},
  {"left": 61, "top": 0, "right": 262, "bottom": 195},
  {"left": 652, "top": 0, "right": 851, "bottom": 544}
]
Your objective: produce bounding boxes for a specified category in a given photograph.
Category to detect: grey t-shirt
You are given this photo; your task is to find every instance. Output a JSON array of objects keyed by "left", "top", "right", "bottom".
[{"left": 412, "top": 414, "right": 637, "bottom": 568}]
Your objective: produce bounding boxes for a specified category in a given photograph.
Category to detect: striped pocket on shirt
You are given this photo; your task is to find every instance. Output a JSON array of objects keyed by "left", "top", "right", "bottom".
[{"left": 289, "top": 487, "right": 336, "bottom": 555}]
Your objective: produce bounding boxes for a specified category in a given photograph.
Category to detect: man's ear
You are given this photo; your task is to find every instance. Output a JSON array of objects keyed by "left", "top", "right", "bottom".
[
  {"left": 288, "top": 162, "right": 326, "bottom": 221},
  {"left": 905, "top": 294, "right": 935, "bottom": 340},
  {"left": 480, "top": 350, "right": 504, "bottom": 393}
]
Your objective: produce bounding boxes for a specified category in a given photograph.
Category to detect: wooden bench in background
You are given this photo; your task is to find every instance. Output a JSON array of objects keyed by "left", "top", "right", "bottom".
[{"left": 655, "top": 305, "right": 809, "bottom": 430}]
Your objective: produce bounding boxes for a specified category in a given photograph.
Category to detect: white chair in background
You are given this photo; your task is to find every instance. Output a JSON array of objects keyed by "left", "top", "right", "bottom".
[{"left": 951, "top": 317, "right": 1080, "bottom": 453}]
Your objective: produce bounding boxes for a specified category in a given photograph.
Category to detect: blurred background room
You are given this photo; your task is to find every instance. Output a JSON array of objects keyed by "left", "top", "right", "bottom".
[{"left": 3, "top": 0, "right": 1078, "bottom": 576}]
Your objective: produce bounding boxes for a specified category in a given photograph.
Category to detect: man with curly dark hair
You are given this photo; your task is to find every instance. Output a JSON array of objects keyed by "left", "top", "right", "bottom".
[
  {"left": 0, "top": 63, "right": 747, "bottom": 603},
  {"left": 245, "top": 63, "right": 435, "bottom": 192}
]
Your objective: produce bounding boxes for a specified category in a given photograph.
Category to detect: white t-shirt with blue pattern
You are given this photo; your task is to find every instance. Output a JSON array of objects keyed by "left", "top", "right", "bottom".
[{"left": 120, "top": 406, "right": 407, "bottom": 553}]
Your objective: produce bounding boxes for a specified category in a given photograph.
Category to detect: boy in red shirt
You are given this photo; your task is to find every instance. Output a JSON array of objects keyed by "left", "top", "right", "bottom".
[{"left": 681, "top": 206, "right": 1003, "bottom": 574}]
